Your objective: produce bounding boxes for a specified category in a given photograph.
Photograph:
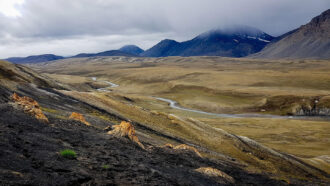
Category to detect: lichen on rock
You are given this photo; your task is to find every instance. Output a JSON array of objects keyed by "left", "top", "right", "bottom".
[
  {"left": 195, "top": 167, "right": 235, "bottom": 183},
  {"left": 162, "top": 143, "right": 202, "bottom": 157},
  {"left": 107, "top": 121, "right": 145, "bottom": 149},
  {"left": 11, "top": 92, "right": 49, "bottom": 123},
  {"left": 69, "top": 112, "right": 91, "bottom": 126}
]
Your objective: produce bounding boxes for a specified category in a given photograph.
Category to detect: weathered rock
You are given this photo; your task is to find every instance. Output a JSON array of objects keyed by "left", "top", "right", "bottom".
[
  {"left": 174, "top": 144, "right": 202, "bottom": 157},
  {"left": 162, "top": 143, "right": 174, "bottom": 148},
  {"left": 107, "top": 121, "right": 145, "bottom": 149},
  {"left": 11, "top": 93, "right": 49, "bottom": 123},
  {"left": 162, "top": 143, "right": 202, "bottom": 157},
  {"left": 103, "top": 126, "right": 112, "bottom": 132},
  {"left": 69, "top": 112, "right": 91, "bottom": 126},
  {"left": 195, "top": 167, "right": 235, "bottom": 184}
]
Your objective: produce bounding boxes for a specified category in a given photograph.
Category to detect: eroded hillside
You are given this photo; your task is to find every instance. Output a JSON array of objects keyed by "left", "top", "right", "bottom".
[{"left": 17, "top": 57, "right": 330, "bottom": 184}]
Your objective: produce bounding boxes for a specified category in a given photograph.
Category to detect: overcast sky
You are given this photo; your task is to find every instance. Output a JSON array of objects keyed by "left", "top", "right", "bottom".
[{"left": 0, "top": 0, "right": 329, "bottom": 58}]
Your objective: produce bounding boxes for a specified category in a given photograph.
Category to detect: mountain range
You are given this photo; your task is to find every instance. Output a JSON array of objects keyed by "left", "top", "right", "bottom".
[
  {"left": 141, "top": 26, "right": 274, "bottom": 57},
  {"left": 5, "top": 54, "right": 64, "bottom": 64},
  {"left": 72, "top": 49, "right": 136, "bottom": 58},
  {"left": 3, "top": 9, "right": 329, "bottom": 63},
  {"left": 3, "top": 27, "right": 275, "bottom": 64}
]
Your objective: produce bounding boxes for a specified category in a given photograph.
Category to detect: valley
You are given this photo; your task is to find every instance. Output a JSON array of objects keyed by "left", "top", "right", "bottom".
[
  {"left": 0, "top": 1, "right": 328, "bottom": 185},
  {"left": 27, "top": 56, "right": 330, "bottom": 182}
]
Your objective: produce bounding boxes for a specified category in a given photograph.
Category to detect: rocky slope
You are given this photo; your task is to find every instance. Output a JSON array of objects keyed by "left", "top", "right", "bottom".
[
  {"left": 141, "top": 26, "right": 274, "bottom": 57},
  {"left": 0, "top": 60, "right": 286, "bottom": 185},
  {"left": 0, "top": 60, "right": 329, "bottom": 185},
  {"left": 253, "top": 9, "right": 330, "bottom": 59}
]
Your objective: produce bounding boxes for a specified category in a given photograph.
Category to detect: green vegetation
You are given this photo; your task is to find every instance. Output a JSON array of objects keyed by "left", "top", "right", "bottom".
[
  {"left": 41, "top": 107, "right": 59, "bottom": 113},
  {"left": 102, "top": 165, "right": 110, "bottom": 169},
  {"left": 60, "top": 149, "right": 77, "bottom": 159}
]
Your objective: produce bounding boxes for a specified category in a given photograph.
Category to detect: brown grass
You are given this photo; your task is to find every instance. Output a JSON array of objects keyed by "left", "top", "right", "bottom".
[{"left": 30, "top": 56, "right": 330, "bottom": 180}]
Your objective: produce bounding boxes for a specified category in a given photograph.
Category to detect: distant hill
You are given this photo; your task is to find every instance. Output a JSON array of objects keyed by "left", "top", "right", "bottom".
[
  {"left": 141, "top": 26, "right": 274, "bottom": 57},
  {"left": 119, "top": 45, "right": 144, "bottom": 55},
  {"left": 4, "top": 50, "right": 137, "bottom": 64},
  {"left": 140, "top": 39, "right": 180, "bottom": 57},
  {"left": 253, "top": 9, "right": 330, "bottom": 59},
  {"left": 72, "top": 50, "right": 137, "bottom": 58},
  {"left": 5, "top": 54, "right": 64, "bottom": 64}
]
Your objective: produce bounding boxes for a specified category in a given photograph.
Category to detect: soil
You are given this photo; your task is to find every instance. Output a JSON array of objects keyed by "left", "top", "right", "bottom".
[{"left": 0, "top": 102, "right": 288, "bottom": 185}]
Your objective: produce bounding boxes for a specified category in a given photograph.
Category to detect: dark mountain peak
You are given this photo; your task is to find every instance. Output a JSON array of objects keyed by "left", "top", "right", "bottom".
[
  {"left": 197, "top": 25, "right": 273, "bottom": 41},
  {"left": 119, "top": 45, "right": 144, "bottom": 55},
  {"left": 5, "top": 54, "right": 64, "bottom": 64},
  {"left": 195, "top": 25, "right": 274, "bottom": 43},
  {"left": 159, "top": 39, "right": 179, "bottom": 45},
  {"left": 140, "top": 39, "right": 180, "bottom": 57},
  {"left": 253, "top": 9, "right": 330, "bottom": 59},
  {"left": 310, "top": 9, "right": 330, "bottom": 26},
  {"left": 141, "top": 26, "right": 274, "bottom": 57}
]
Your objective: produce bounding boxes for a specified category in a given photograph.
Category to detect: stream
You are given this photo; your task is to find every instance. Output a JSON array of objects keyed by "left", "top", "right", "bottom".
[
  {"left": 91, "top": 77, "right": 328, "bottom": 120},
  {"left": 154, "top": 97, "right": 294, "bottom": 119},
  {"left": 92, "top": 77, "right": 119, "bottom": 92}
]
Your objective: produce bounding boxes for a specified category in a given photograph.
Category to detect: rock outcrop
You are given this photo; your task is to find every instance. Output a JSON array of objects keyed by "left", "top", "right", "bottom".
[
  {"left": 69, "top": 112, "right": 91, "bottom": 126},
  {"left": 11, "top": 93, "right": 49, "bottom": 123},
  {"left": 163, "top": 143, "right": 202, "bottom": 157},
  {"left": 195, "top": 167, "right": 235, "bottom": 184},
  {"left": 107, "top": 121, "right": 145, "bottom": 149}
]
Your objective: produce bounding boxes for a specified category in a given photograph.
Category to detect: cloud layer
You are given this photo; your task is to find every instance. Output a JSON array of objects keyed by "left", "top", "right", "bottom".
[{"left": 0, "top": 0, "right": 329, "bottom": 58}]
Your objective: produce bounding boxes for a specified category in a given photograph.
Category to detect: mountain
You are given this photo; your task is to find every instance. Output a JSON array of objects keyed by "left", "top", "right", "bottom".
[
  {"left": 253, "top": 9, "right": 330, "bottom": 59},
  {"left": 141, "top": 26, "right": 274, "bottom": 57},
  {"left": 119, "top": 45, "right": 144, "bottom": 55},
  {"left": 4, "top": 50, "right": 137, "bottom": 63},
  {"left": 140, "top": 39, "right": 180, "bottom": 57},
  {"left": 5, "top": 54, "right": 64, "bottom": 64},
  {"left": 72, "top": 50, "right": 137, "bottom": 58}
]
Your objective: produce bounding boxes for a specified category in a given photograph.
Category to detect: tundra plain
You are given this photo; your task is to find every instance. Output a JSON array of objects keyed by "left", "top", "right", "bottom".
[{"left": 30, "top": 56, "right": 330, "bottom": 181}]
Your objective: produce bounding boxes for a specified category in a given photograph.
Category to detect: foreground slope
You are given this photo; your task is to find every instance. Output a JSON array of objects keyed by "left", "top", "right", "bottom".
[
  {"left": 0, "top": 60, "right": 302, "bottom": 185},
  {"left": 28, "top": 57, "right": 330, "bottom": 184},
  {"left": 253, "top": 9, "right": 330, "bottom": 59}
]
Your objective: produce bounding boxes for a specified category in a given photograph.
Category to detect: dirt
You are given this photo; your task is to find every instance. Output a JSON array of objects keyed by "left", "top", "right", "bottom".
[{"left": 0, "top": 103, "right": 288, "bottom": 185}]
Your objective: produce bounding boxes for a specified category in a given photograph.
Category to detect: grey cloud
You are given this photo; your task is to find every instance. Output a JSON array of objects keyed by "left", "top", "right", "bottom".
[{"left": 0, "top": 0, "right": 329, "bottom": 58}]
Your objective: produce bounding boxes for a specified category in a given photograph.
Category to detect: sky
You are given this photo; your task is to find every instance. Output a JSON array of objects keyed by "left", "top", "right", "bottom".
[{"left": 0, "top": 0, "right": 329, "bottom": 58}]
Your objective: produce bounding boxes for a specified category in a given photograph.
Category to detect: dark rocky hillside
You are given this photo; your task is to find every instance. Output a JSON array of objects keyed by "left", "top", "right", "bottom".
[
  {"left": 0, "top": 60, "right": 329, "bottom": 185},
  {"left": 0, "top": 102, "right": 288, "bottom": 185},
  {"left": 252, "top": 9, "right": 330, "bottom": 59},
  {"left": 0, "top": 60, "right": 288, "bottom": 185}
]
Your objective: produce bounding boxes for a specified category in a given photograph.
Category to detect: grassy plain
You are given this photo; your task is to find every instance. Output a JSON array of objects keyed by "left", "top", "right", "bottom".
[{"left": 31, "top": 56, "right": 330, "bottom": 177}]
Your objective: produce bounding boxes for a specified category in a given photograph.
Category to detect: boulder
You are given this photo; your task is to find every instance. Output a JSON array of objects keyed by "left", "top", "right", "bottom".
[
  {"left": 107, "top": 121, "right": 145, "bottom": 149},
  {"left": 11, "top": 93, "right": 49, "bottom": 123},
  {"left": 69, "top": 112, "right": 91, "bottom": 126},
  {"left": 195, "top": 167, "right": 234, "bottom": 183}
]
